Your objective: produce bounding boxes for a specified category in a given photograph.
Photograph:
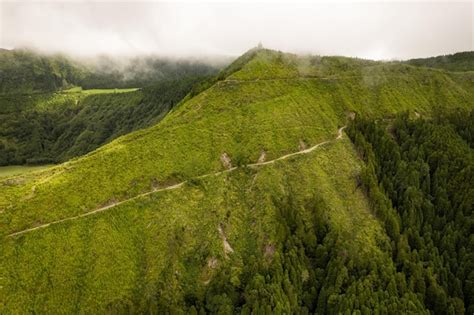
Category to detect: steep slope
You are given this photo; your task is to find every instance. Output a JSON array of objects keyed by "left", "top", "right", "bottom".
[{"left": 0, "top": 49, "right": 473, "bottom": 313}]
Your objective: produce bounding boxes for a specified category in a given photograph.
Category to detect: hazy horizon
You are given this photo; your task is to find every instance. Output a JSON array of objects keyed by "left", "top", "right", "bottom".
[{"left": 1, "top": 1, "right": 473, "bottom": 60}]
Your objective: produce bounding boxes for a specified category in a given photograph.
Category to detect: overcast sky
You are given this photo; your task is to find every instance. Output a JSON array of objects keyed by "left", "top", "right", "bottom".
[{"left": 0, "top": 0, "right": 472, "bottom": 60}]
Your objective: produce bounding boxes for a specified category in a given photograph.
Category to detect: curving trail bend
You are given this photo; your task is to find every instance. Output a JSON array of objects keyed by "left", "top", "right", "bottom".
[{"left": 7, "top": 126, "right": 346, "bottom": 237}]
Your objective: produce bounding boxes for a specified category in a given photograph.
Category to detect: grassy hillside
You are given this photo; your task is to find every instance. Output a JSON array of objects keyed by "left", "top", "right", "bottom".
[
  {"left": 0, "top": 165, "right": 53, "bottom": 178},
  {"left": 0, "top": 48, "right": 472, "bottom": 312},
  {"left": 0, "top": 78, "right": 204, "bottom": 165},
  {"left": 1, "top": 49, "right": 471, "bottom": 233},
  {"left": 1, "top": 139, "right": 426, "bottom": 313}
]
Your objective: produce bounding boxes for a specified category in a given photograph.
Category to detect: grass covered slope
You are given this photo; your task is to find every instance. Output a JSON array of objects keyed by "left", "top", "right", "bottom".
[
  {"left": 0, "top": 165, "right": 54, "bottom": 178},
  {"left": 0, "top": 138, "right": 424, "bottom": 313},
  {"left": 1, "top": 49, "right": 472, "bottom": 237}
]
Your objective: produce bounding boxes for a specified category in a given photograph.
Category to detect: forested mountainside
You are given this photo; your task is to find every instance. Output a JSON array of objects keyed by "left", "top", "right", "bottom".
[
  {"left": 0, "top": 48, "right": 472, "bottom": 313},
  {"left": 0, "top": 48, "right": 223, "bottom": 94},
  {"left": 0, "top": 77, "right": 206, "bottom": 165},
  {"left": 406, "top": 51, "right": 474, "bottom": 72},
  {"left": 348, "top": 110, "right": 473, "bottom": 314}
]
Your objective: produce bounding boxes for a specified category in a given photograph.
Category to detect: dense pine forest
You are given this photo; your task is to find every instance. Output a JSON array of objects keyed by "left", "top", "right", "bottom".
[{"left": 347, "top": 109, "right": 473, "bottom": 314}]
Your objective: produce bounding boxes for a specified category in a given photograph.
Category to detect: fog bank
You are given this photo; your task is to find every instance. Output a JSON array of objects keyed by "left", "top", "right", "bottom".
[{"left": 1, "top": 1, "right": 472, "bottom": 60}]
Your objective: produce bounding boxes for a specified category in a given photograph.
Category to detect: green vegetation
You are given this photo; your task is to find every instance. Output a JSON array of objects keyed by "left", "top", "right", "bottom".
[
  {"left": 0, "top": 49, "right": 85, "bottom": 94},
  {"left": 0, "top": 48, "right": 224, "bottom": 94},
  {"left": 0, "top": 78, "right": 206, "bottom": 165},
  {"left": 62, "top": 87, "right": 139, "bottom": 94},
  {"left": 0, "top": 48, "right": 473, "bottom": 313},
  {"left": 0, "top": 165, "right": 53, "bottom": 178},
  {"left": 347, "top": 109, "right": 473, "bottom": 313},
  {"left": 2, "top": 49, "right": 471, "bottom": 234},
  {"left": 0, "top": 140, "right": 427, "bottom": 313},
  {"left": 406, "top": 51, "right": 474, "bottom": 72},
  {"left": 0, "top": 48, "right": 223, "bottom": 166}
]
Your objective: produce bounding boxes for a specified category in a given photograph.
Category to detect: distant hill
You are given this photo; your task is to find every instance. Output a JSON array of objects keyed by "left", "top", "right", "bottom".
[
  {"left": 0, "top": 49, "right": 86, "bottom": 94},
  {"left": 0, "top": 48, "right": 473, "bottom": 313},
  {"left": 0, "top": 48, "right": 225, "bottom": 94},
  {"left": 405, "top": 51, "right": 474, "bottom": 72},
  {"left": 77, "top": 54, "right": 228, "bottom": 89}
]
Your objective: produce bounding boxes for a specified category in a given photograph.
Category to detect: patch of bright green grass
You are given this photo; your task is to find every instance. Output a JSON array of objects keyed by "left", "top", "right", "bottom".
[
  {"left": 62, "top": 87, "right": 139, "bottom": 95},
  {"left": 0, "top": 165, "right": 54, "bottom": 178},
  {"left": 62, "top": 86, "right": 83, "bottom": 93},
  {"left": 79, "top": 88, "right": 139, "bottom": 95}
]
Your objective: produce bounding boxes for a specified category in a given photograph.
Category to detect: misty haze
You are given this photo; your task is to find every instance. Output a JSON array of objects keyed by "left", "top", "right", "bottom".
[
  {"left": 0, "top": 1, "right": 473, "bottom": 314},
  {"left": 1, "top": 1, "right": 472, "bottom": 59}
]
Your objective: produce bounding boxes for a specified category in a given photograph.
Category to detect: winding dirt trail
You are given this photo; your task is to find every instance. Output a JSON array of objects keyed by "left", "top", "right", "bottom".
[
  {"left": 248, "top": 126, "right": 346, "bottom": 167},
  {"left": 7, "top": 126, "right": 346, "bottom": 237}
]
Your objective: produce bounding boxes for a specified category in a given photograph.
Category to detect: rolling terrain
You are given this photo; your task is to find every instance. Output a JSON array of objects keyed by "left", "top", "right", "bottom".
[{"left": 0, "top": 48, "right": 473, "bottom": 313}]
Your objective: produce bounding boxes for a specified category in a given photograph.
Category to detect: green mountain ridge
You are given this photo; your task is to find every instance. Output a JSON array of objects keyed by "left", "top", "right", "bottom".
[{"left": 0, "top": 48, "right": 473, "bottom": 313}]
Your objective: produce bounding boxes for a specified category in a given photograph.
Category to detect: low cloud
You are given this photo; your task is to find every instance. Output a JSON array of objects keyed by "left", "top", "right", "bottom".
[{"left": 1, "top": 1, "right": 472, "bottom": 59}]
